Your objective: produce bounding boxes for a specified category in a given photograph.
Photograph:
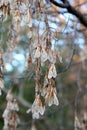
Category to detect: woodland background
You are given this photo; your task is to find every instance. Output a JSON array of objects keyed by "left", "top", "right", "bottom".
[{"left": 0, "top": 0, "right": 87, "bottom": 130}]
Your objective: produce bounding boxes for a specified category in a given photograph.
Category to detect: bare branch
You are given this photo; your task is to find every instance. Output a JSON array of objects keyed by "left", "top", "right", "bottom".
[
  {"left": 50, "top": 0, "right": 87, "bottom": 27},
  {"left": 49, "top": 0, "right": 68, "bottom": 8},
  {"left": 58, "top": 43, "right": 75, "bottom": 75}
]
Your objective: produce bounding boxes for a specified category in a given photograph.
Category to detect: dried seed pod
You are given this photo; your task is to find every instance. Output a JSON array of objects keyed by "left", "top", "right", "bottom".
[
  {"left": 48, "top": 64, "right": 57, "bottom": 79},
  {"left": 6, "top": 89, "right": 13, "bottom": 101},
  {"left": 45, "top": 86, "right": 59, "bottom": 106},
  {"left": 41, "top": 48, "right": 48, "bottom": 63},
  {"left": 27, "top": 95, "right": 45, "bottom": 119},
  {"left": 34, "top": 46, "right": 41, "bottom": 59},
  {"left": 3, "top": 89, "right": 20, "bottom": 129},
  {"left": 0, "top": 77, "right": 4, "bottom": 95}
]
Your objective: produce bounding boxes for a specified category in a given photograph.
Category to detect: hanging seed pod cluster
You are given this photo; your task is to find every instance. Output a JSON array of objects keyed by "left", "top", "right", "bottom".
[
  {"left": 74, "top": 112, "right": 87, "bottom": 130},
  {"left": 25, "top": 1, "right": 62, "bottom": 119},
  {"left": 0, "top": 0, "right": 63, "bottom": 119},
  {"left": 2, "top": 89, "right": 20, "bottom": 130}
]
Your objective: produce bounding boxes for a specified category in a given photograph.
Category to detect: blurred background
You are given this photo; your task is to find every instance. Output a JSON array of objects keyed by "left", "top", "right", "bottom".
[{"left": 0, "top": 0, "right": 87, "bottom": 130}]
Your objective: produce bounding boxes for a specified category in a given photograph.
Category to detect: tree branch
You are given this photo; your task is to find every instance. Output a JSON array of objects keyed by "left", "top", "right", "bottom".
[
  {"left": 50, "top": 0, "right": 87, "bottom": 27},
  {"left": 49, "top": 0, "right": 68, "bottom": 8},
  {"left": 57, "top": 42, "right": 75, "bottom": 75}
]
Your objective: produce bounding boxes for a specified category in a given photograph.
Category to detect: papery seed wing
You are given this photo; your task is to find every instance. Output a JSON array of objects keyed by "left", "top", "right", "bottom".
[
  {"left": 14, "top": 103, "right": 19, "bottom": 111},
  {"left": 8, "top": 102, "right": 15, "bottom": 110},
  {"left": 6, "top": 91, "right": 13, "bottom": 101},
  {"left": 45, "top": 93, "right": 52, "bottom": 106},
  {"left": 40, "top": 106, "right": 45, "bottom": 115},
  {"left": 48, "top": 67, "right": 53, "bottom": 79},
  {"left": 83, "top": 112, "right": 87, "bottom": 121},
  {"left": 27, "top": 31, "right": 32, "bottom": 38},
  {"left": 58, "top": 55, "right": 63, "bottom": 63},
  {"left": 48, "top": 51, "right": 53, "bottom": 63},
  {"left": 53, "top": 93, "right": 59, "bottom": 106},
  {"left": 41, "top": 87, "right": 47, "bottom": 97},
  {"left": 74, "top": 116, "right": 81, "bottom": 128},
  {"left": 34, "top": 47, "right": 41, "bottom": 59},
  {"left": 48, "top": 97, "right": 53, "bottom": 107},
  {"left": 0, "top": 79, "right": 4, "bottom": 89},
  {"left": 52, "top": 65, "right": 57, "bottom": 78},
  {"left": 2, "top": 109, "right": 9, "bottom": 118},
  {"left": 26, "top": 109, "right": 31, "bottom": 114},
  {"left": 41, "top": 50, "right": 48, "bottom": 63},
  {"left": 44, "top": 77, "right": 49, "bottom": 86},
  {"left": 48, "top": 71, "right": 53, "bottom": 79},
  {"left": 32, "top": 112, "right": 40, "bottom": 119},
  {"left": 56, "top": 49, "right": 63, "bottom": 63}
]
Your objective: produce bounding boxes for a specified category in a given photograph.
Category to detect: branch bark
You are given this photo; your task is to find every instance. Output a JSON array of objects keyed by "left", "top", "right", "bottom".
[{"left": 50, "top": 0, "right": 87, "bottom": 27}]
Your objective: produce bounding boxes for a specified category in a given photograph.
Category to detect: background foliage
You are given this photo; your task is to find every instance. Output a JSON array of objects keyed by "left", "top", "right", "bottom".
[{"left": 0, "top": 0, "right": 87, "bottom": 130}]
